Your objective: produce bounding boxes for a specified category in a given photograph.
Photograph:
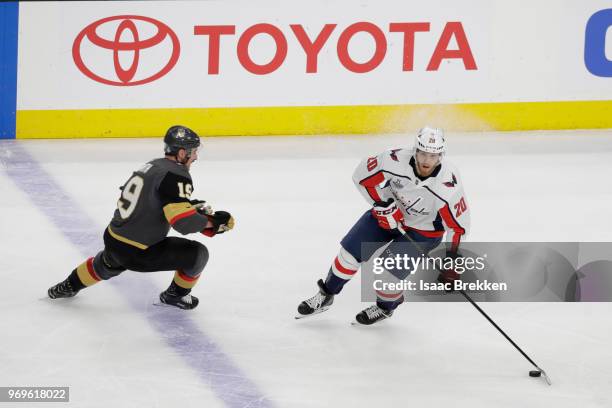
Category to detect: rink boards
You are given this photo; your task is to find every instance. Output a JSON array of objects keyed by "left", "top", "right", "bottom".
[{"left": 1, "top": 1, "right": 612, "bottom": 138}]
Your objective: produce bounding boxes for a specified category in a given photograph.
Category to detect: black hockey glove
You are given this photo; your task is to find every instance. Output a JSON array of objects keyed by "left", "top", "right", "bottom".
[
  {"left": 202, "top": 211, "right": 235, "bottom": 237},
  {"left": 437, "top": 251, "right": 462, "bottom": 293},
  {"left": 190, "top": 199, "right": 213, "bottom": 215}
]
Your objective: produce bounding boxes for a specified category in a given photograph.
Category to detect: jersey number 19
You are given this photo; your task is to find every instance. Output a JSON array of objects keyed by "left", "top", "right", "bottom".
[{"left": 117, "top": 175, "right": 144, "bottom": 219}]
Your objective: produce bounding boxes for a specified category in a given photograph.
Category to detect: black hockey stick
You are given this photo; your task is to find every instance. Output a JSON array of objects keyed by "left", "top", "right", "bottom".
[
  {"left": 394, "top": 223, "right": 552, "bottom": 385},
  {"left": 456, "top": 287, "right": 552, "bottom": 385},
  {"left": 379, "top": 182, "right": 551, "bottom": 383}
]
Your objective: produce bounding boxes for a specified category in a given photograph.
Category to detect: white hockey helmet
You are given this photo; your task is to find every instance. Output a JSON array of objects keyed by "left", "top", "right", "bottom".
[{"left": 414, "top": 126, "right": 446, "bottom": 155}]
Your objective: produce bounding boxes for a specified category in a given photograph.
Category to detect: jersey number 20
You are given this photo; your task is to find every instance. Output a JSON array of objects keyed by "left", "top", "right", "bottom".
[
  {"left": 117, "top": 175, "right": 144, "bottom": 219},
  {"left": 454, "top": 197, "right": 467, "bottom": 217}
]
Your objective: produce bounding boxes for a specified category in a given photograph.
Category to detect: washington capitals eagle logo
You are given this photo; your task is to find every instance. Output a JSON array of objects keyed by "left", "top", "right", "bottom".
[
  {"left": 443, "top": 173, "right": 458, "bottom": 188},
  {"left": 389, "top": 149, "right": 401, "bottom": 162}
]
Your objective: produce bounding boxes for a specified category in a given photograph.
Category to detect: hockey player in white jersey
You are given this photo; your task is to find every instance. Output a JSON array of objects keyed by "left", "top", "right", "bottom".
[{"left": 297, "top": 127, "right": 470, "bottom": 325}]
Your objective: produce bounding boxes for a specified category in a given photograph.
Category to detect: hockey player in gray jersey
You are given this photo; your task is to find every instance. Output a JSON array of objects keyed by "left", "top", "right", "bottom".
[
  {"left": 297, "top": 127, "right": 470, "bottom": 324},
  {"left": 48, "top": 126, "right": 235, "bottom": 309}
]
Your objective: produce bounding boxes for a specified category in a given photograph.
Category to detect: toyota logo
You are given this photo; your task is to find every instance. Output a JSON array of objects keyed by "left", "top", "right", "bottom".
[{"left": 73, "top": 15, "right": 180, "bottom": 86}]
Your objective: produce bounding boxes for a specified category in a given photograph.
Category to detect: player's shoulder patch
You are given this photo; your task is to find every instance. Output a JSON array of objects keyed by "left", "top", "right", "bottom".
[
  {"left": 443, "top": 172, "right": 458, "bottom": 188},
  {"left": 388, "top": 148, "right": 402, "bottom": 162},
  {"left": 431, "top": 161, "right": 463, "bottom": 194},
  {"left": 366, "top": 156, "right": 379, "bottom": 172},
  {"left": 380, "top": 148, "right": 411, "bottom": 174},
  {"left": 386, "top": 148, "right": 411, "bottom": 162}
]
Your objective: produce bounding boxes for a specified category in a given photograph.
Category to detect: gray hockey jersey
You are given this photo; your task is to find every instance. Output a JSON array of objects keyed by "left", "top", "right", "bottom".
[{"left": 108, "top": 158, "right": 208, "bottom": 249}]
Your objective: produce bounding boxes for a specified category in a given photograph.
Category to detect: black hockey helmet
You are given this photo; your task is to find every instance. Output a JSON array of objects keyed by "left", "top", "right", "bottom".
[{"left": 164, "top": 125, "right": 200, "bottom": 156}]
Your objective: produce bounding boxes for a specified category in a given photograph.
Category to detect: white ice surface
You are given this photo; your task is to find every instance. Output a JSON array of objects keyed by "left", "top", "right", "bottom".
[{"left": 1, "top": 130, "right": 612, "bottom": 407}]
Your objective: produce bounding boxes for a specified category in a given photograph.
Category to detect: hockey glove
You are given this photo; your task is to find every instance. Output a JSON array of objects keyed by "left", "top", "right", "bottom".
[
  {"left": 202, "top": 211, "right": 235, "bottom": 237},
  {"left": 190, "top": 199, "right": 214, "bottom": 215},
  {"left": 372, "top": 199, "right": 405, "bottom": 230},
  {"left": 437, "top": 251, "right": 462, "bottom": 293}
]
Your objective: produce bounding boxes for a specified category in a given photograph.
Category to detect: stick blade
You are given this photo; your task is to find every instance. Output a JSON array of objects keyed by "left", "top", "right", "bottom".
[
  {"left": 294, "top": 306, "right": 331, "bottom": 320},
  {"left": 540, "top": 369, "right": 552, "bottom": 386}
]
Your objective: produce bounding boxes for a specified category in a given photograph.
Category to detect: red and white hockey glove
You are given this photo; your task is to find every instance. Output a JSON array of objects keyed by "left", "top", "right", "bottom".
[{"left": 372, "top": 199, "right": 405, "bottom": 230}]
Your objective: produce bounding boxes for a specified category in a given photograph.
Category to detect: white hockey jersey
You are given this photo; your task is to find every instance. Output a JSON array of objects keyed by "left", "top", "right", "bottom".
[{"left": 352, "top": 148, "right": 470, "bottom": 252}]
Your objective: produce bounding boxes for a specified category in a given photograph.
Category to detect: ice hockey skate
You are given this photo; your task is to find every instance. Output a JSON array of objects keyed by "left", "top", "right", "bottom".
[
  {"left": 353, "top": 305, "right": 394, "bottom": 326},
  {"left": 48, "top": 278, "right": 80, "bottom": 299},
  {"left": 296, "top": 279, "right": 335, "bottom": 319},
  {"left": 158, "top": 290, "right": 200, "bottom": 310}
]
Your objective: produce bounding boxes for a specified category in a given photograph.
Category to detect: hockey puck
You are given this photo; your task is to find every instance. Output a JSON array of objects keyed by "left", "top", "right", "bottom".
[{"left": 529, "top": 370, "right": 542, "bottom": 377}]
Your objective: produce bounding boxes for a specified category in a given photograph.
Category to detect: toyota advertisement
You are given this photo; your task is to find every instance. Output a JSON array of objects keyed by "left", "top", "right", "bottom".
[
  {"left": 72, "top": 15, "right": 181, "bottom": 86},
  {"left": 2, "top": 0, "right": 611, "bottom": 138}
]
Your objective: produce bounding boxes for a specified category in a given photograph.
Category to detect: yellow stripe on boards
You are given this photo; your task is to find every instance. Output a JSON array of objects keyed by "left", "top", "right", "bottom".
[{"left": 16, "top": 100, "right": 612, "bottom": 139}]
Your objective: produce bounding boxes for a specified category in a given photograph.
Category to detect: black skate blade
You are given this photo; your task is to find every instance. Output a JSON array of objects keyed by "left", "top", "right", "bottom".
[
  {"left": 40, "top": 295, "right": 77, "bottom": 301},
  {"left": 350, "top": 318, "right": 389, "bottom": 326},
  {"left": 152, "top": 301, "right": 196, "bottom": 310},
  {"left": 294, "top": 306, "right": 330, "bottom": 320}
]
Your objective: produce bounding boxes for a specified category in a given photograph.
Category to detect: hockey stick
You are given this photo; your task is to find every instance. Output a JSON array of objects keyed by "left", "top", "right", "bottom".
[
  {"left": 381, "top": 179, "right": 551, "bottom": 384},
  {"left": 394, "top": 224, "right": 552, "bottom": 385},
  {"left": 456, "top": 286, "right": 552, "bottom": 385}
]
